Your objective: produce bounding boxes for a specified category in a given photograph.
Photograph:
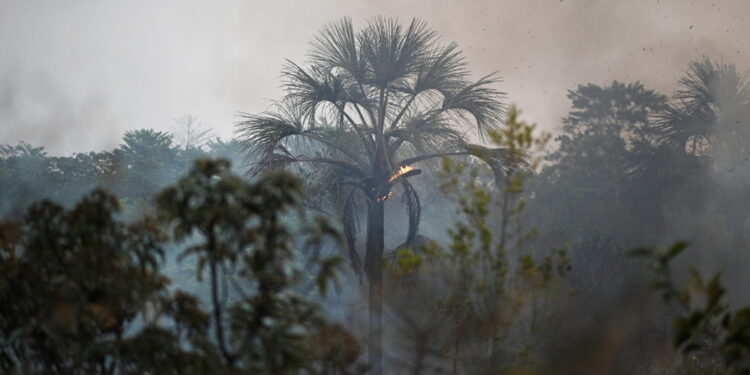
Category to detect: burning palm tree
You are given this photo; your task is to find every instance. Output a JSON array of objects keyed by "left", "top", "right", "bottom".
[{"left": 237, "top": 17, "right": 513, "bottom": 373}]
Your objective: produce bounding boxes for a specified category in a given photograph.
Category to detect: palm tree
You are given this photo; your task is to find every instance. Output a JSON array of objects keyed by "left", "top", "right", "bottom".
[
  {"left": 237, "top": 17, "right": 510, "bottom": 373},
  {"left": 653, "top": 58, "right": 750, "bottom": 251}
]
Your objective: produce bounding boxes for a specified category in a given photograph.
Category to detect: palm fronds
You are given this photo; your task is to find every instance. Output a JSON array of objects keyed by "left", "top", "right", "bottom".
[
  {"left": 464, "top": 144, "right": 526, "bottom": 181},
  {"left": 409, "top": 42, "right": 467, "bottom": 95},
  {"left": 441, "top": 74, "right": 506, "bottom": 139},
  {"left": 237, "top": 101, "right": 369, "bottom": 176},
  {"left": 309, "top": 17, "right": 367, "bottom": 81},
  {"left": 359, "top": 17, "right": 437, "bottom": 87},
  {"left": 675, "top": 58, "right": 749, "bottom": 110},
  {"left": 387, "top": 113, "right": 463, "bottom": 157},
  {"left": 400, "top": 180, "right": 420, "bottom": 247},
  {"left": 236, "top": 17, "right": 510, "bottom": 289},
  {"left": 397, "top": 143, "right": 524, "bottom": 184},
  {"left": 282, "top": 61, "right": 347, "bottom": 124},
  {"left": 237, "top": 100, "right": 306, "bottom": 152},
  {"left": 654, "top": 58, "right": 750, "bottom": 153}
]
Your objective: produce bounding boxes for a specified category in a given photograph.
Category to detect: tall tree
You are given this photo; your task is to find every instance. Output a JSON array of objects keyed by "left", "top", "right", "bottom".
[
  {"left": 0, "top": 142, "right": 56, "bottom": 216},
  {"left": 237, "top": 17, "right": 509, "bottom": 373},
  {"left": 534, "top": 81, "right": 668, "bottom": 244},
  {"left": 113, "top": 129, "right": 181, "bottom": 199}
]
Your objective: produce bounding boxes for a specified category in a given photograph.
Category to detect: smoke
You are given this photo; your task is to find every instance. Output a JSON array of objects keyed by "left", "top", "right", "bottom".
[
  {"left": 356, "top": 0, "right": 749, "bottom": 134},
  {"left": 1, "top": 0, "right": 748, "bottom": 154},
  {"left": 1, "top": 2, "right": 750, "bottom": 371},
  {"left": 0, "top": 67, "right": 121, "bottom": 155}
]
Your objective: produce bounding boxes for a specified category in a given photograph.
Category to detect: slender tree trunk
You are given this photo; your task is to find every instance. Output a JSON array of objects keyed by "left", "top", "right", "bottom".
[
  {"left": 210, "top": 256, "right": 232, "bottom": 365},
  {"left": 366, "top": 200, "right": 385, "bottom": 374},
  {"left": 207, "top": 231, "right": 234, "bottom": 368}
]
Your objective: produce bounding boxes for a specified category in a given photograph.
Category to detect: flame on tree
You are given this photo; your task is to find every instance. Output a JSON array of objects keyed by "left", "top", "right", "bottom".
[{"left": 237, "top": 16, "right": 513, "bottom": 374}]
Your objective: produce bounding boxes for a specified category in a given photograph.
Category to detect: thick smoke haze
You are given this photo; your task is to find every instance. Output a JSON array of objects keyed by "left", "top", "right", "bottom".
[{"left": 1, "top": 0, "right": 748, "bottom": 154}]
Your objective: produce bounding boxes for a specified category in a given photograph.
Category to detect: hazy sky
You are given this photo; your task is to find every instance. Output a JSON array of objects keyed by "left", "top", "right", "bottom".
[{"left": 1, "top": 0, "right": 748, "bottom": 155}]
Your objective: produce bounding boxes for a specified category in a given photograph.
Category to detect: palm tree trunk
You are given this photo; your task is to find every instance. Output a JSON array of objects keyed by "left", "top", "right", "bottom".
[{"left": 366, "top": 200, "right": 385, "bottom": 374}]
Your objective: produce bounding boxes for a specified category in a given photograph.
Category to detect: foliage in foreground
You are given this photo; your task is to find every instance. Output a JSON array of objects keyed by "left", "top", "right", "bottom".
[
  {"left": 0, "top": 158, "right": 363, "bottom": 375},
  {"left": 384, "top": 107, "right": 570, "bottom": 374},
  {"left": 634, "top": 243, "right": 750, "bottom": 374}
]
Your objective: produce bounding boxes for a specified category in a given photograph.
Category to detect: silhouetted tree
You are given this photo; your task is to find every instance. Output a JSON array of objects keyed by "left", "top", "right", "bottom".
[
  {"left": 533, "top": 81, "right": 668, "bottom": 244},
  {"left": 0, "top": 189, "right": 170, "bottom": 374},
  {"left": 172, "top": 115, "right": 215, "bottom": 151},
  {"left": 0, "top": 159, "right": 361, "bottom": 374},
  {"left": 236, "top": 17, "right": 509, "bottom": 372},
  {"left": 113, "top": 129, "right": 181, "bottom": 199}
]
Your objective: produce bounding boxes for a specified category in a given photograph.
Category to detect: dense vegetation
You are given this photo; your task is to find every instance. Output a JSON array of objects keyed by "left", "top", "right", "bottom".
[{"left": 2, "top": 16, "right": 750, "bottom": 375}]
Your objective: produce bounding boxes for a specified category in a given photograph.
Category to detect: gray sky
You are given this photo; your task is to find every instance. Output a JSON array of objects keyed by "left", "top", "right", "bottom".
[{"left": 1, "top": 0, "right": 748, "bottom": 155}]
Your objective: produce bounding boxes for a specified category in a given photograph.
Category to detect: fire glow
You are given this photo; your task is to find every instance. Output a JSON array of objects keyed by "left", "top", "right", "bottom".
[
  {"left": 375, "top": 192, "right": 393, "bottom": 203},
  {"left": 388, "top": 165, "right": 416, "bottom": 183}
]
